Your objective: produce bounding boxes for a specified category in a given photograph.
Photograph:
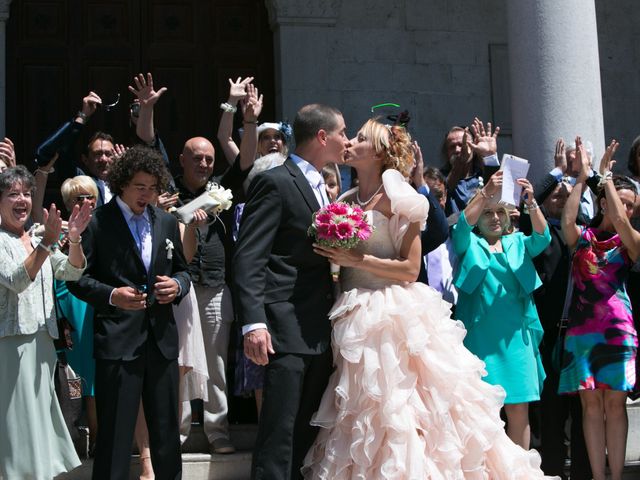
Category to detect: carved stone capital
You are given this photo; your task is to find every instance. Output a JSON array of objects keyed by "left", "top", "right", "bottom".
[
  {"left": 0, "top": 0, "right": 11, "bottom": 22},
  {"left": 265, "top": 0, "right": 341, "bottom": 29}
]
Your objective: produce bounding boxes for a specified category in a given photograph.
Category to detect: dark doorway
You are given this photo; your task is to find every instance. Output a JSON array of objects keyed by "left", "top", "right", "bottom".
[{"left": 7, "top": 0, "right": 275, "bottom": 175}]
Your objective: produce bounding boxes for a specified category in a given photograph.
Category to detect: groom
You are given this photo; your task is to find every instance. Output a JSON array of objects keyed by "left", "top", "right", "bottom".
[{"left": 233, "top": 104, "right": 350, "bottom": 479}]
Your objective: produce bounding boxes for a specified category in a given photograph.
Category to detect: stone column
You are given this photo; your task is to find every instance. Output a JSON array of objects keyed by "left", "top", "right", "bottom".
[
  {"left": 506, "top": 1, "right": 604, "bottom": 184},
  {"left": 0, "top": 0, "right": 10, "bottom": 139},
  {"left": 265, "top": 0, "right": 341, "bottom": 122}
]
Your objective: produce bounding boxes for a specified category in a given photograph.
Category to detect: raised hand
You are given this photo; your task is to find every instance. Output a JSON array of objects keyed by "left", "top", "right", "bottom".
[
  {"left": 81, "top": 91, "right": 102, "bottom": 119},
  {"left": 0, "top": 137, "right": 16, "bottom": 168},
  {"left": 41, "top": 203, "right": 64, "bottom": 246},
  {"left": 554, "top": 138, "right": 567, "bottom": 173},
  {"left": 599, "top": 138, "right": 619, "bottom": 175},
  {"left": 469, "top": 117, "right": 500, "bottom": 157},
  {"left": 517, "top": 178, "right": 535, "bottom": 206},
  {"left": 410, "top": 140, "right": 425, "bottom": 187},
  {"left": 113, "top": 143, "right": 128, "bottom": 159},
  {"left": 243, "top": 83, "right": 263, "bottom": 122},
  {"left": 228, "top": 76, "right": 254, "bottom": 103},
  {"left": 483, "top": 170, "right": 504, "bottom": 198},
  {"left": 574, "top": 136, "right": 591, "bottom": 182},
  {"left": 67, "top": 201, "right": 93, "bottom": 241},
  {"left": 128, "top": 73, "right": 167, "bottom": 108}
]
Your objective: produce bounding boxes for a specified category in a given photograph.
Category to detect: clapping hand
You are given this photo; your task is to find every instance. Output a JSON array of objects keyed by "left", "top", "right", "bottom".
[
  {"left": 554, "top": 138, "right": 567, "bottom": 173},
  {"left": 599, "top": 138, "right": 619, "bottom": 175},
  {"left": 469, "top": 117, "right": 500, "bottom": 158},
  {"left": 157, "top": 192, "right": 180, "bottom": 211},
  {"left": 67, "top": 201, "right": 93, "bottom": 242},
  {"left": 128, "top": 73, "right": 167, "bottom": 108},
  {"left": 41, "top": 204, "right": 64, "bottom": 246},
  {"left": 573, "top": 136, "right": 592, "bottom": 182},
  {"left": 0, "top": 137, "right": 16, "bottom": 168}
]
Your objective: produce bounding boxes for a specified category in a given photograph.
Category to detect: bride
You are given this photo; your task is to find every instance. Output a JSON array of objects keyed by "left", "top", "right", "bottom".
[{"left": 303, "top": 119, "right": 556, "bottom": 479}]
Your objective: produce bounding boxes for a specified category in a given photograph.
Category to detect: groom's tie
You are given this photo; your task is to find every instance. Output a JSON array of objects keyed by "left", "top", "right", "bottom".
[{"left": 309, "top": 170, "right": 329, "bottom": 207}]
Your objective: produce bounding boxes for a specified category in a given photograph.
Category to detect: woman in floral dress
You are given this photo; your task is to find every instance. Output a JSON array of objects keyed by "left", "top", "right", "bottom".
[{"left": 559, "top": 138, "right": 640, "bottom": 480}]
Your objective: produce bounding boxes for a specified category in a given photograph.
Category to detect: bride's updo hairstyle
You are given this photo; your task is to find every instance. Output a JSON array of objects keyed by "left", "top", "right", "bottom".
[{"left": 360, "top": 118, "right": 414, "bottom": 178}]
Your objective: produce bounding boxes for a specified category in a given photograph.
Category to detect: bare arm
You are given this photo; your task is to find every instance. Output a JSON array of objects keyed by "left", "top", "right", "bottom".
[
  {"left": 128, "top": 73, "right": 167, "bottom": 144},
  {"left": 238, "top": 83, "right": 263, "bottom": 172},
  {"left": 217, "top": 76, "right": 253, "bottom": 165},
  {"left": 561, "top": 136, "right": 589, "bottom": 251},
  {"left": 315, "top": 220, "right": 423, "bottom": 283},
  {"left": 600, "top": 140, "right": 640, "bottom": 261},
  {"left": 179, "top": 209, "right": 208, "bottom": 263},
  {"left": 32, "top": 154, "right": 58, "bottom": 224},
  {"left": 518, "top": 178, "right": 547, "bottom": 234}
]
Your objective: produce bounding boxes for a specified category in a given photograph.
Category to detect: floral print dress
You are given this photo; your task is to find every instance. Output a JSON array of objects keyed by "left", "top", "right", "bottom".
[{"left": 558, "top": 227, "right": 637, "bottom": 393}]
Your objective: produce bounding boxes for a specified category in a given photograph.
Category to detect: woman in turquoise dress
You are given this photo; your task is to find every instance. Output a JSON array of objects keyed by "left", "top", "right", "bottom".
[
  {"left": 558, "top": 138, "right": 639, "bottom": 480},
  {"left": 452, "top": 169, "right": 551, "bottom": 449},
  {"left": 55, "top": 175, "right": 99, "bottom": 451}
]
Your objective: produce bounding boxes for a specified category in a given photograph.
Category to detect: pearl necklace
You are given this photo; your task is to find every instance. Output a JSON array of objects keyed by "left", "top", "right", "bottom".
[{"left": 356, "top": 183, "right": 383, "bottom": 206}]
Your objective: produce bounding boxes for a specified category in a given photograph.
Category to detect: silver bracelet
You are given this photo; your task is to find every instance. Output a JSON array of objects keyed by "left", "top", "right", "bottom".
[
  {"left": 219, "top": 102, "right": 237, "bottom": 113},
  {"left": 598, "top": 171, "right": 613, "bottom": 188},
  {"left": 524, "top": 200, "right": 539, "bottom": 213}
]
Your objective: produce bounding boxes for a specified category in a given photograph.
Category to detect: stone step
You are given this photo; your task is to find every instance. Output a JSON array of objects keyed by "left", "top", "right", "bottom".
[{"left": 56, "top": 424, "right": 256, "bottom": 480}]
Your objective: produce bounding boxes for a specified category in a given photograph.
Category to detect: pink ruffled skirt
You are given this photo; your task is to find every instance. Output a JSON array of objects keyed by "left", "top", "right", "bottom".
[{"left": 302, "top": 282, "right": 557, "bottom": 479}]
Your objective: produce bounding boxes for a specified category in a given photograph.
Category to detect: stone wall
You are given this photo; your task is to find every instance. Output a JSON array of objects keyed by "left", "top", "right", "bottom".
[{"left": 268, "top": 0, "right": 639, "bottom": 176}]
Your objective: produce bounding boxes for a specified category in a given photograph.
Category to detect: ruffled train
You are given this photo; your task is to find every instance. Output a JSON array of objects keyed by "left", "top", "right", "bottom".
[{"left": 302, "top": 282, "right": 557, "bottom": 479}]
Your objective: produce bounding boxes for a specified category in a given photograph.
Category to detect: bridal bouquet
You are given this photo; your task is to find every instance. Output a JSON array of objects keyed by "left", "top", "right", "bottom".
[
  {"left": 173, "top": 181, "right": 233, "bottom": 224},
  {"left": 308, "top": 202, "right": 373, "bottom": 281}
]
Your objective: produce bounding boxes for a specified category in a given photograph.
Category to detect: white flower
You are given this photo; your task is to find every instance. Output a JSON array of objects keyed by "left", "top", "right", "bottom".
[
  {"left": 205, "top": 182, "right": 234, "bottom": 214},
  {"left": 165, "top": 239, "right": 174, "bottom": 260}
]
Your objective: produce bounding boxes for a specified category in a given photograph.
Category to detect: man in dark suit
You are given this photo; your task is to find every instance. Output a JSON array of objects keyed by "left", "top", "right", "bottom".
[
  {"left": 68, "top": 145, "right": 190, "bottom": 480},
  {"left": 233, "top": 104, "right": 350, "bottom": 479}
]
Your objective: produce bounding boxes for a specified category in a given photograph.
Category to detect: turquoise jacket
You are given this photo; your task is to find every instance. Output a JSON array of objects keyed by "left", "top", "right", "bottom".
[{"left": 452, "top": 211, "right": 551, "bottom": 338}]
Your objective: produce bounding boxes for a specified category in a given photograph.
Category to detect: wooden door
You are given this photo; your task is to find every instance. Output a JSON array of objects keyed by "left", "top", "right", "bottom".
[{"left": 7, "top": 0, "right": 275, "bottom": 178}]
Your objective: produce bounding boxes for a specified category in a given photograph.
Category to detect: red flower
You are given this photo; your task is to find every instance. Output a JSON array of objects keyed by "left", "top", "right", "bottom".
[{"left": 336, "top": 221, "right": 354, "bottom": 239}]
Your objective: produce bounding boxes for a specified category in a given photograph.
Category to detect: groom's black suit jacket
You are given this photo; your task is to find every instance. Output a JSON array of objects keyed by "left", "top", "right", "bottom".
[
  {"left": 68, "top": 198, "right": 190, "bottom": 360},
  {"left": 233, "top": 157, "right": 334, "bottom": 355}
]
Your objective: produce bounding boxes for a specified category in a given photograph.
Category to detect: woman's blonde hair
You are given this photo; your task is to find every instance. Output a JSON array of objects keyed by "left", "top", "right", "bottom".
[
  {"left": 359, "top": 118, "right": 414, "bottom": 177},
  {"left": 61, "top": 175, "right": 99, "bottom": 210}
]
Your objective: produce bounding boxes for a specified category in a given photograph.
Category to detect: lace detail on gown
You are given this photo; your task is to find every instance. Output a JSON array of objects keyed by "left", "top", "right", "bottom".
[{"left": 302, "top": 175, "right": 557, "bottom": 479}]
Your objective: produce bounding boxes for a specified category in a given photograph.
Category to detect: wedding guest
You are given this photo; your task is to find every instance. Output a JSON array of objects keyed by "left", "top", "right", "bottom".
[
  {"left": 322, "top": 163, "right": 341, "bottom": 202},
  {"left": 558, "top": 138, "right": 639, "bottom": 480},
  {"left": 67, "top": 146, "right": 190, "bottom": 480},
  {"left": 55, "top": 175, "right": 100, "bottom": 454},
  {"left": 452, "top": 169, "right": 551, "bottom": 449},
  {"left": 0, "top": 165, "right": 91, "bottom": 478}
]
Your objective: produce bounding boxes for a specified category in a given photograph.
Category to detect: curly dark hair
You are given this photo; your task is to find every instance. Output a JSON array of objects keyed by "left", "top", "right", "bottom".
[
  {"left": 0, "top": 165, "right": 36, "bottom": 197},
  {"left": 107, "top": 145, "right": 171, "bottom": 196}
]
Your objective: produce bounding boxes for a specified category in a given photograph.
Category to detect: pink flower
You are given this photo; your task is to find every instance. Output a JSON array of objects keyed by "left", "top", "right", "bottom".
[
  {"left": 315, "top": 212, "right": 333, "bottom": 226},
  {"left": 357, "top": 224, "right": 372, "bottom": 240},
  {"left": 327, "top": 202, "right": 349, "bottom": 215},
  {"left": 316, "top": 224, "right": 332, "bottom": 240},
  {"left": 336, "top": 222, "right": 354, "bottom": 239}
]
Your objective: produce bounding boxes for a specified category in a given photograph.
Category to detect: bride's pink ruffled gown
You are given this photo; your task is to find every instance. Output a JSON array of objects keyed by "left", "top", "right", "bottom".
[{"left": 302, "top": 170, "right": 557, "bottom": 479}]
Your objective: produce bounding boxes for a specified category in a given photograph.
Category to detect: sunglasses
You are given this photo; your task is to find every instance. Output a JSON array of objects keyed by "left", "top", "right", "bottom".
[
  {"left": 103, "top": 93, "right": 120, "bottom": 112},
  {"left": 73, "top": 194, "right": 96, "bottom": 202}
]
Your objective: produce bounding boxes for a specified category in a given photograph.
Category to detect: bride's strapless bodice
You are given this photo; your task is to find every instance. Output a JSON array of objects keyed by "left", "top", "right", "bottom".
[{"left": 340, "top": 210, "right": 403, "bottom": 291}]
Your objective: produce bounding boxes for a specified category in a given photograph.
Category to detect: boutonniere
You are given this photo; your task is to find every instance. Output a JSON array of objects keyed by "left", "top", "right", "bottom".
[{"left": 165, "top": 239, "right": 174, "bottom": 260}]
